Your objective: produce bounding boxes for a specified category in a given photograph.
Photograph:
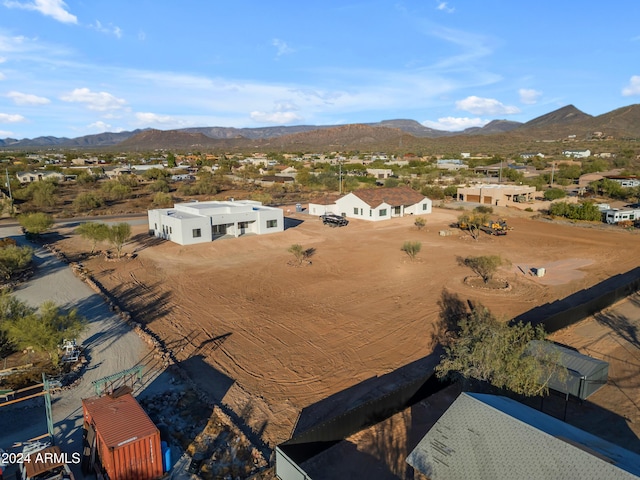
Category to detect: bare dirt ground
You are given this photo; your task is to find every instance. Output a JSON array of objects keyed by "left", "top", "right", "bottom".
[{"left": 52, "top": 207, "right": 640, "bottom": 448}]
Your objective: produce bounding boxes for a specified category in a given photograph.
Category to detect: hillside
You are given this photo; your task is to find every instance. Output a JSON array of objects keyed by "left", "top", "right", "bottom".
[{"left": 3, "top": 103, "right": 640, "bottom": 151}]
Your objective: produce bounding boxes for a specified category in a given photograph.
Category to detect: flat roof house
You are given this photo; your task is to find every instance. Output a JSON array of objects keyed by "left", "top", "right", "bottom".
[
  {"left": 308, "top": 186, "right": 432, "bottom": 221},
  {"left": 457, "top": 184, "right": 536, "bottom": 206},
  {"left": 148, "top": 200, "right": 284, "bottom": 246}
]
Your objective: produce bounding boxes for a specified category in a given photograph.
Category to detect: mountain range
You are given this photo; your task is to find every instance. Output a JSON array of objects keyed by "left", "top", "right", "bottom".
[{"left": 1, "top": 104, "right": 639, "bottom": 151}]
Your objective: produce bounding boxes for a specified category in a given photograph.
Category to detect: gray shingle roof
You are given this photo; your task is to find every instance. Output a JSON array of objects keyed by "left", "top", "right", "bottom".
[{"left": 407, "top": 392, "right": 640, "bottom": 480}]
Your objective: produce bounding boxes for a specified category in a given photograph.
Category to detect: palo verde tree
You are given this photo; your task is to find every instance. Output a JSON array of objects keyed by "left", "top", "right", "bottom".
[
  {"left": 458, "top": 255, "right": 503, "bottom": 284},
  {"left": 434, "top": 291, "right": 565, "bottom": 397},
  {"left": 107, "top": 222, "right": 132, "bottom": 258},
  {"left": 76, "top": 222, "right": 110, "bottom": 254},
  {"left": 457, "top": 212, "right": 488, "bottom": 240},
  {"left": 18, "top": 212, "right": 54, "bottom": 237},
  {"left": 1, "top": 293, "right": 87, "bottom": 365}
]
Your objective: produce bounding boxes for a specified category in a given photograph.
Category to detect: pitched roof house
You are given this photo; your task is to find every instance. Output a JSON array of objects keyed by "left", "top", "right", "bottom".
[
  {"left": 407, "top": 392, "right": 640, "bottom": 480},
  {"left": 308, "top": 186, "right": 431, "bottom": 221}
]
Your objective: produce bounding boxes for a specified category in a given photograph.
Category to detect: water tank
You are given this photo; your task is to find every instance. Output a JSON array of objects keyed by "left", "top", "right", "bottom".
[{"left": 536, "top": 267, "right": 546, "bottom": 277}]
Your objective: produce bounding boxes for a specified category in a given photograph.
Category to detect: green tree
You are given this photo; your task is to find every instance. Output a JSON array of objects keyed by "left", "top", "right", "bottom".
[
  {"left": 458, "top": 255, "right": 503, "bottom": 284},
  {"left": 166, "top": 153, "right": 177, "bottom": 168},
  {"left": 107, "top": 223, "right": 132, "bottom": 258},
  {"left": 75, "top": 222, "right": 110, "bottom": 254},
  {"left": 5, "top": 298, "right": 86, "bottom": 365},
  {"left": 0, "top": 245, "right": 33, "bottom": 279},
  {"left": 401, "top": 241, "right": 422, "bottom": 261},
  {"left": 435, "top": 299, "right": 564, "bottom": 396},
  {"left": 142, "top": 168, "right": 169, "bottom": 181},
  {"left": 543, "top": 188, "right": 566, "bottom": 201},
  {"left": 18, "top": 212, "right": 54, "bottom": 236}
]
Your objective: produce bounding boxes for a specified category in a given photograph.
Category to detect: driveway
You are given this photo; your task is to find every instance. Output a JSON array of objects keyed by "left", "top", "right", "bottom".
[{"left": 0, "top": 226, "right": 161, "bottom": 479}]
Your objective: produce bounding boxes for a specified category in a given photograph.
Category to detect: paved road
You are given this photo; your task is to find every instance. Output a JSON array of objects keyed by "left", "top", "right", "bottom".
[{"left": 0, "top": 226, "right": 161, "bottom": 479}]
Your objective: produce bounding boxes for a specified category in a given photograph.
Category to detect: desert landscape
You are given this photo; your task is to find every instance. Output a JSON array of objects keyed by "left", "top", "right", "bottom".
[{"left": 53, "top": 206, "right": 640, "bottom": 448}]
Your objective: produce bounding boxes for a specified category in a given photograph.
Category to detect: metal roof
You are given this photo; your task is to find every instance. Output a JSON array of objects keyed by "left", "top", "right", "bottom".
[
  {"left": 528, "top": 341, "right": 608, "bottom": 378},
  {"left": 407, "top": 392, "right": 640, "bottom": 480},
  {"left": 82, "top": 393, "right": 159, "bottom": 449}
]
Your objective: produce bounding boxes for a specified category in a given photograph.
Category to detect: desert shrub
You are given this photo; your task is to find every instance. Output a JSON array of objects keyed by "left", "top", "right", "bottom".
[
  {"left": 102, "top": 180, "right": 132, "bottom": 200},
  {"left": 401, "top": 241, "right": 422, "bottom": 261},
  {"left": 0, "top": 245, "right": 33, "bottom": 279},
  {"left": 415, "top": 217, "right": 426, "bottom": 230},
  {"left": 152, "top": 192, "right": 173, "bottom": 207},
  {"left": 148, "top": 179, "right": 170, "bottom": 193},
  {"left": 73, "top": 192, "right": 104, "bottom": 212},
  {"left": 473, "top": 205, "right": 493, "bottom": 214}
]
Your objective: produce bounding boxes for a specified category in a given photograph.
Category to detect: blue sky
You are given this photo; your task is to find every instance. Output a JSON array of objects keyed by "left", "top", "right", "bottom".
[{"left": 1, "top": 0, "right": 639, "bottom": 139}]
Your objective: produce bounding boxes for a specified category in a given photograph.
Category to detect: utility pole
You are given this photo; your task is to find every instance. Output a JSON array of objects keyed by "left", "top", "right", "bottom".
[{"left": 339, "top": 161, "right": 343, "bottom": 195}]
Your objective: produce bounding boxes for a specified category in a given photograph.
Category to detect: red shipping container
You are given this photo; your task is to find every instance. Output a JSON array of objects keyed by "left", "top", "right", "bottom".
[{"left": 82, "top": 392, "right": 163, "bottom": 480}]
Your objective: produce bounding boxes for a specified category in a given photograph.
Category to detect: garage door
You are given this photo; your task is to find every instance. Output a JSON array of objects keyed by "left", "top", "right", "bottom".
[
  {"left": 483, "top": 196, "right": 492, "bottom": 204},
  {"left": 467, "top": 195, "right": 480, "bottom": 202}
]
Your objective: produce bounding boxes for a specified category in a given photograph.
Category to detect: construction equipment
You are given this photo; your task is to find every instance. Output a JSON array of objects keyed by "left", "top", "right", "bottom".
[{"left": 479, "top": 218, "right": 508, "bottom": 236}]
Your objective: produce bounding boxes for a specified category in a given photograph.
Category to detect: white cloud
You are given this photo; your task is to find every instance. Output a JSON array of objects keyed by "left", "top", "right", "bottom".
[
  {"left": 87, "top": 121, "right": 111, "bottom": 131},
  {"left": 436, "top": 2, "right": 455, "bottom": 13},
  {"left": 622, "top": 76, "right": 640, "bottom": 96},
  {"left": 250, "top": 110, "right": 303, "bottom": 124},
  {"left": 90, "top": 21, "right": 123, "bottom": 39},
  {"left": 60, "top": 88, "right": 126, "bottom": 111},
  {"left": 7, "top": 91, "right": 50, "bottom": 105},
  {"left": 422, "top": 116, "right": 489, "bottom": 131},
  {"left": 134, "top": 112, "right": 176, "bottom": 125},
  {"left": 0, "top": 129, "right": 13, "bottom": 136},
  {"left": 3, "top": 0, "right": 77, "bottom": 24},
  {"left": 0, "top": 72, "right": 5, "bottom": 80},
  {"left": 519, "top": 88, "right": 542, "bottom": 105},
  {"left": 0, "top": 113, "right": 25, "bottom": 123},
  {"left": 0, "top": 56, "right": 6, "bottom": 63},
  {"left": 455, "top": 96, "right": 520, "bottom": 115},
  {"left": 272, "top": 39, "right": 294, "bottom": 57}
]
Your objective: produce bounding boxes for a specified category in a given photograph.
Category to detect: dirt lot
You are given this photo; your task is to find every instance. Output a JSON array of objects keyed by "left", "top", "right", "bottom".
[{"left": 52, "top": 207, "right": 640, "bottom": 447}]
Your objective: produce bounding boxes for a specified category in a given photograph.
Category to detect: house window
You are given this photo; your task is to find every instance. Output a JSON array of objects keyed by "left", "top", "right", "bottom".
[
  {"left": 353, "top": 207, "right": 359, "bottom": 215},
  {"left": 369, "top": 210, "right": 372, "bottom": 217},
  {"left": 379, "top": 209, "right": 387, "bottom": 216},
  {"left": 169, "top": 226, "right": 172, "bottom": 234},
  {"left": 154, "top": 223, "right": 157, "bottom": 230},
  {"left": 422, "top": 203, "right": 428, "bottom": 210},
  {"left": 267, "top": 219, "right": 277, "bottom": 228},
  {"left": 192, "top": 228, "right": 201, "bottom": 238}
]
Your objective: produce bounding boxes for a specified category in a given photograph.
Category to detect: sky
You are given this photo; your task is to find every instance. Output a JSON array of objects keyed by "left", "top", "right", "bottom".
[{"left": 0, "top": 0, "right": 639, "bottom": 139}]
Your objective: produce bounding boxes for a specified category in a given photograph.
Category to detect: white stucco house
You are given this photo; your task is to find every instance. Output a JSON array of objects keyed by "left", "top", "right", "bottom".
[
  {"left": 148, "top": 200, "right": 284, "bottom": 245},
  {"left": 308, "top": 186, "right": 432, "bottom": 221}
]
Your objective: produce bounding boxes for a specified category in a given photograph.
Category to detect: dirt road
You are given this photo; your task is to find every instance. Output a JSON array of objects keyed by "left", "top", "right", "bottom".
[{"left": 0, "top": 226, "right": 161, "bottom": 479}]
